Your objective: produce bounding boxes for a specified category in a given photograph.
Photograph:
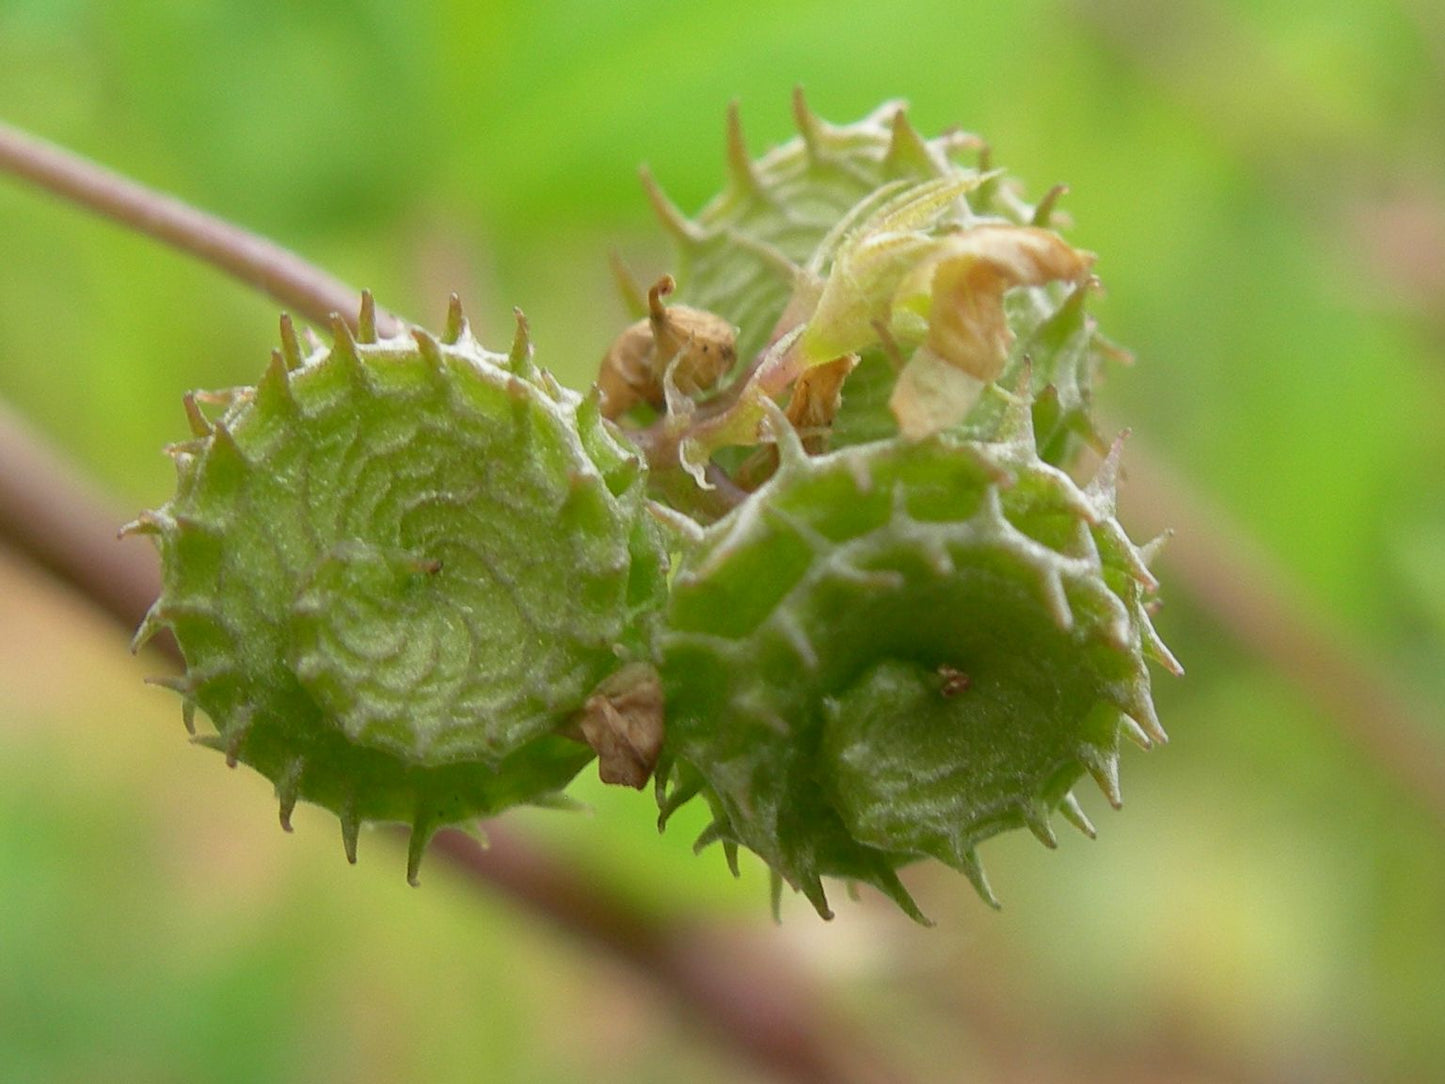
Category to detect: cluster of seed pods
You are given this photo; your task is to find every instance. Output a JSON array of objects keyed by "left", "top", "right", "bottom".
[{"left": 136, "top": 94, "right": 1177, "bottom": 918}]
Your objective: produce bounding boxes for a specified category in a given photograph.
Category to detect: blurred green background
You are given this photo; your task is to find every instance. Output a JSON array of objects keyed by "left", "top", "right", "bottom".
[{"left": 2, "top": 1, "right": 1443, "bottom": 1081}]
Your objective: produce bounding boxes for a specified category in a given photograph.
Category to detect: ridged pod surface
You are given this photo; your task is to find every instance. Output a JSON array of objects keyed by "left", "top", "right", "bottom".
[
  {"left": 658, "top": 397, "right": 1179, "bottom": 919},
  {"left": 131, "top": 301, "right": 667, "bottom": 880}
]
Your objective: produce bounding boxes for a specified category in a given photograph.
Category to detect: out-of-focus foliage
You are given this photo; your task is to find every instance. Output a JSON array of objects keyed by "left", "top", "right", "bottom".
[{"left": 1, "top": 1, "right": 1442, "bottom": 1081}]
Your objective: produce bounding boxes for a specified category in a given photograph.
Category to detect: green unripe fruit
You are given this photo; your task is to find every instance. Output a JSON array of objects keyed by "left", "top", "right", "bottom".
[
  {"left": 131, "top": 299, "right": 667, "bottom": 880},
  {"left": 656, "top": 395, "right": 1178, "bottom": 920},
  {"left": 130, "top": 94, "right": 1177, "bottom": 923}
]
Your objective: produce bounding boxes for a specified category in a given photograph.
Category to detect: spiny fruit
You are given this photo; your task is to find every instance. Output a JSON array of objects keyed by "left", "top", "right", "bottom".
[
  {"left": 656, "top": 393, "right": 1178, "bottom": 920},
  {"left": 134, "top": 94, "right": 1177, "bottom": 921},
  {"left": 634, "top": 94, "right": 1178, "bottom": 918},
  {"left": 129, "top": 296, "right": 667, "bottom": 881}
]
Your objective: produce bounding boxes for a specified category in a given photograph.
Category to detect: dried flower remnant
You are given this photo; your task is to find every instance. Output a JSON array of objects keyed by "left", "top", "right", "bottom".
[{"left": 598, "top": 275, "right": 737, "bottom": 419}]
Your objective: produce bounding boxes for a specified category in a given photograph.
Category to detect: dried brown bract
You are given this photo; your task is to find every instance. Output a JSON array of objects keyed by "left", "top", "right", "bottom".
[
  {"left": 575, "top": 663, "right": 666, "bottom": 789},
  {"left": 598, "top": 275, "right": 737, "bottom": 419}
]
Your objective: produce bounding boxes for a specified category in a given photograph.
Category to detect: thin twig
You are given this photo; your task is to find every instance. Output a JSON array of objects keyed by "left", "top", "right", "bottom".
[
  {"left": 0, "top": 120, "right": 403, "bottom": 336},
  {"left": 0, "top": 400, "right": 165, "bottom": 643}
]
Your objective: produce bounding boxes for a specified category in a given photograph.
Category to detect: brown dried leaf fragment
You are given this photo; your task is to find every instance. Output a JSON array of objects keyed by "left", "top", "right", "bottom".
[
  {"left": 575, "top": 663, "right": 666, "bottom": 789},
  {"left": 903, "top": 225, "right": 1096, "bottom": 381},
  {"left": 890, "top": 225, "right": 1095, "bottom": 439},
  {"left": 786, "top": 354, "right": 859, "bottom": 454},
  {"left": 598, "top": 275, "right": 737, "bottom": 419}
]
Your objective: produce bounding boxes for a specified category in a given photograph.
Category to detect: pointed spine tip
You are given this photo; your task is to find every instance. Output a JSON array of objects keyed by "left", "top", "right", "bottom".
[
  {"left": 329, "top": 313, "right": 361, "bottom": 370},
  {"left": 411, "top": 327, "right": 445, "bottom": 369},
  {"left": 1058, "top": 792, "right": 1097, "bottom": 839},
  {"left": 220, "top": 712, "right": 252, "bottom": 769},
  {"left": 182, "top": 392, "right": 213, "bottom": 438},
  {"left": 885, "top": 107, "right": 934, "bottom": 171},
  {"left": 1140, "top": 529, "right": 1173, "bottom": 569},
  {"left": 1125, "top": 688, "right": 1170, "bottom": 744},
  {"left": 792, "top": 85, "right": 823, "bottom": 154},
  {"left": 278, "top": 313, "right": 304, "bottom": 370},
  {"left": 1024, "top": 802, "right": 1059, "bottom": 849},
  {"left": 1119, "top": 713, "right": 1154, "bottom": 751},
  {"left": 1081, "top": 746, "right": 1123, "bottom": 809},
  {"left": 959, "top": 849, "right": 1001, "bottom": 910},
  {"left": 130, "top": 599, "right": 166, "bottom": 654},
  {"left": 1139, "top": 706, "right": 1170, "bottom": 746},
  {"left": 1143, "top": 614, "right": 1184, "bottom": 677},
  {"left": 1031, "top": 184, "right": 1068, "bottom": 227},
  {"left": 442, "top": 294, "right": 467, "bottom": 345},
  {"left": 340, "top": 804, "right": 361, "bottom": 865},
  {"left": 725, "top": 100, "right": 760, "bottom": 193},
  {"left": 640, "top": 166, "right": 704, "bottom": 245},
  {"left": 508, "top": 308, "right": 534, "bottom": 375},
  {"left": 1115, "top": 535, "right": 1161, "bottom": 592},
  {"left": 276, "top": 759, "right": 303, "bottom": 832},
  {"left": 357, "top": 290, "right": 378, "bottom": 343},
  {"left": 801, "top": 875, "right": 834, "bottom": 921},
  {"left": 723, "top": 840, "right": 741, "bottom": 879},
  {"left": 575, "top": 383, "right": 602, "bottom": 429},
  {"left": 875, "top": 866, "right": 932, "bottom": 926},
  {"left": 407, "top": 817, "right": 435, "bottom": 887}
]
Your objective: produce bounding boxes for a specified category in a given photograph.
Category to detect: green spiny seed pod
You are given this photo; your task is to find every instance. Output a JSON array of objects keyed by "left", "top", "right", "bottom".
[
  {"left": 656, "top": 393, "right": 1179, "bottom": 920},
  {"left": 640, "top": 91, "right": 1123, "bottom": 462},
  {"left": 129, "top": 296, "right": 667, "bottom": 880}
]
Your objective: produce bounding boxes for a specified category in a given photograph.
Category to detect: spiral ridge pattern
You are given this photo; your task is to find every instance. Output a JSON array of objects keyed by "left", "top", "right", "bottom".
[{"left": 133, "top": 307, "right": 666, "bottom": 879}]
